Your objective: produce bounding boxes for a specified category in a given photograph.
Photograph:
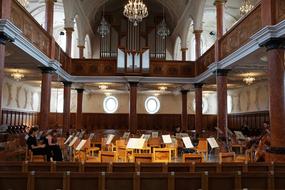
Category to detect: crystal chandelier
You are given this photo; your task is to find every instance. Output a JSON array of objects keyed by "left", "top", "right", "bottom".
[
  {"left": 11, "top": 70, "right": 24, "bottom": 81},
  {"left": 17, "top": 0, "right": 29, "bottom": 7},
  {"left": 157, "top": 8, "right": 170, "bottom": 39},
  {"left": 243, "top": 76, "right": 255, "bottom": 85},
  {"left": 97, "top": 4, "right": 110, "bottom": 38},
  {"left": 97, "top": 17, "right": 110, "bottom": 38},
  {"left": 123, "top": 0, "right": 148, "bottom": 26},
  {"left": 240, "top": 0, "right": 254, "bottom": 15}
]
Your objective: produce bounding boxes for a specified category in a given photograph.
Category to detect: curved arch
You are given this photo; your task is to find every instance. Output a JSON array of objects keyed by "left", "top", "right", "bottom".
[
  {"left": 84, "top": 34, "right": 92, "bottom": 58},
  {"left": 173, "top": 36, "right": 182, "bottom": 60}
]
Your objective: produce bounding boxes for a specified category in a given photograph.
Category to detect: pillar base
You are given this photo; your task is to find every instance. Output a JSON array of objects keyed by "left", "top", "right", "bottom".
[{"left": 265, "top": 147, "right": 285, "bottom": 162}]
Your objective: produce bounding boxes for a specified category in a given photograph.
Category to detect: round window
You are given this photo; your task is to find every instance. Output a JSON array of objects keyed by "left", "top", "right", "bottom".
[
  {"left": 103, "top": 96, "right": 118, "bottom": 113},
  {"left": 145, "top": 96, "right": 160, "bottom": 114}
]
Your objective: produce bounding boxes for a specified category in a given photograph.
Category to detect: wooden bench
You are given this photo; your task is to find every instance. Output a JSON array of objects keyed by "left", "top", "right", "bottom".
[
  {"left": 31, "top": 172, "right": 64, "bottom": 190},
  {"left": 0, "top": 172, "right": 29, "bottom": 190}
]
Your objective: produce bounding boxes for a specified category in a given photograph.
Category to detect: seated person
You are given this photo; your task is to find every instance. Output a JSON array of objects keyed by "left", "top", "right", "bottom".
[
  {"left": 26, "top": 127, "right": 47, "bottom": 157},
  {"left": 46, "top": 130, "right": 63, "bottom": 161}
]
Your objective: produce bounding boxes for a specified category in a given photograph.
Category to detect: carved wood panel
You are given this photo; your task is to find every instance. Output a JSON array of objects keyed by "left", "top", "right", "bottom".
[
  {"left": 220, "top": 5, "right": 262, "bottom": 60},
  {"left": 10, "top": 0, "right": 51, "bottom": 57},
  {"left": 196, "top": 45, "right": 215, "bottom": 75},
  {"left": 276, "top": 0, "right": 285, "bottom": 23}
]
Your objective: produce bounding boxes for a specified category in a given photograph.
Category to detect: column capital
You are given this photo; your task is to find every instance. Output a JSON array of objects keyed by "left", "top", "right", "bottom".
[
  {"left": 76, "top": 88, "right": 84, "bottom": 93},
  {"left": 194, "top": 83, "right": 204, "bottom": 88},
  {"left": 77, "top": 45, "right": 85, "bottom": 49},
  {"left": 128, "top": 82, "right": 139, "bottom": 88},
  {"left": 181, "top": 48, "right": 188, "bottom": 51},
  {"left": 214, "top": 69, "right": 230, "bottom": 76},
  {"left": 214, "top": 0, "right": 227, "bottom": 5},
  {"left": 181, "top": 89, "right": 189, "bottom": 94},
  {"left": 260, "top": 38, "right": 285, "bottom": 51},
  {"left": 62, "top": 81, "right": 72, "bottom": 87},
  {"left": 39, "top": 66, "right": 55, "bottom": 74},
  {"left": 64, "top": 27, "right": 74, "bottom": 34},
  {"left": 193, "top": 30, "right": 203, "bottom": 34}
]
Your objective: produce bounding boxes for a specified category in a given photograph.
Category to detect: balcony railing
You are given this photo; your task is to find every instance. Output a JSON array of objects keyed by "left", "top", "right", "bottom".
[{"left": 5, "top": 0, "right": 285, "bottom": 78}]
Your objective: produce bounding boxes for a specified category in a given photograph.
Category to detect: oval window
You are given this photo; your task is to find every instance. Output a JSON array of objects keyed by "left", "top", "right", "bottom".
[
  {"left": 103, "top": 96, "right": 118, "bottom": 113},
  {"left": 145, "top": 96, "right": 160, "bottom": 114}
]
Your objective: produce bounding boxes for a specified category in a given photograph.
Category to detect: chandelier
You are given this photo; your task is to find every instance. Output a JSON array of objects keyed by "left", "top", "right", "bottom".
[
  {"left": 123, "top": 0, "right": 148, "bottom": 26},
  {"left": 17, "top": 0, "right": 29, "bottom": 7},
  {"left": 157, "top": 8, "right": 170, "bottom": 39},
  {"left": 97, "top": 17, "right": 110, "bottom": 38},
  {"left": 243, "top": 76, "right": 255, "bottom": 85},
  {"left": 99, "top": 84, "right": 108, "bottom": 90},
  {"left": 240, "top": 0, "right": 254, "bottom": 15},
  {"left": 11, "top": 70, "right": 24, "bottom": 81}
]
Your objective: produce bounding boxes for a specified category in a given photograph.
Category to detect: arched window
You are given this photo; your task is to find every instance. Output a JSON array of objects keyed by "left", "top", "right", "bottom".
[
  {"left": 145, "top": 96, "right": 160, "bottom": 114},
  {"left": 103, "top": 96, "right": 118, "bottom": 113},
  {"left": 84, "top": 35, "right": 92, "bottom": 58},
  {"left": 174, "top": 37, "right": 182, "bottom": 60}
]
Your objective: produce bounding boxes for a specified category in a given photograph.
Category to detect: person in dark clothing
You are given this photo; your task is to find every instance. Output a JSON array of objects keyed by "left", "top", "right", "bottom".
[
  {"left": 26, "top": 127, "right": 47, "bottom": 156},
  {"left": 46, "top": 130, "right": 63, "bottom": 161}
]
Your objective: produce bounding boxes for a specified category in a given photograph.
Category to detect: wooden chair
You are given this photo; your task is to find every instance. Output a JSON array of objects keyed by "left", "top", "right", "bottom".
[
  {"left": 174, "top": 172, "right": 204, "bottom": 190},
  {"left": 208, "top": 172, "right": 239, "bottom": 190},
  {"left": 29, "top": 150, "right": 46, "bottom": 162},
  {"left": 105, "top": 172, "right": 134, "bottom": 190},
  {"left": 133, "top": 153, "right": 152, "bottom": 163},
  {"left": 112, "top": 163, "right": 136, "bottom": 172},
  {"left": 27, "top": 162, "right": 53, "bottom": 172},
  {"left": 68, "top": 172, "right": 101, "bottom": 190},
  {"left": 138, "top": 173, "right": 169, "bottom": 190},
  {"left": 85, "top": 147, "right": 100, "bottom": 162},
  {"left": 195, "top": 139, "right": 208, "bottom": 161},
  {"left": 54, "top": 162, "right": 81, "bottom": 172},
  {"left": 219, "top": 152, "right": 236, "bottom": 163},
  {"left": 32, "top": 172, "right": 64, "bottom": 190},
  {"left": 148, "top": 137, "right": 162, "bottom": 152},
  {"left": 220, "top": 162, "right": 245, "bottom": 172},
  {"left": 182, "top": 153, "right": 203, "bottom": 163},
  {"left": 0, "top": 172, "right": 29, "bottom": 190},
  {"left": 139, "top": 163, "right": 166, "bottom": 172},
  {"left": 241, "top": 172, "right": 273, "bottom": 190},
  {"left": 153, "top": 148, "right": 171, "bottom": 163},
  {"left": 168, "top": 163, "right": 192, "bottom": 173},
  {"left": 194, "top": 163, "right": 219, "bottom": 173},
  {"left": 0, "top": 161, "right": 25, "bottom": 172},
  {"left": 100, "top": 151, "right": 115, "bottom": 163},
  {"left": 81, "top": 162, "right": 109, "bottom": 172},
  {"left": 115, "top": 139, "right": 127, "bottom": 162}
]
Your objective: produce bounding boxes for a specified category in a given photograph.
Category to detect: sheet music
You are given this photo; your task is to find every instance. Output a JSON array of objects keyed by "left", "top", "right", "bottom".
[
  {"left": 182, "top": 137, "right": 194, "bottom": 148},
  {"left": 69, "top": 136, "right": 78, "bottom": 147},
  {"left": 127, "top": 138, "right": 146, "bottom": 149},
  {"left": 122, "top": 132, "right": 130, "bottom": 139},
  {"left": 234, "top": 131, "right": 246, "bottom": 140},
  {"left": 152, "top": 132, "right": 159, "bottom": 138},
  {"left": 162, "top": 135, "right": 172, "bottom": 144},
  {"left": 89, "top": 133, "right": 95, "bottom": 139},
  {"left": 106, "top": 134, "right": 115, "bottom": 145},
  {"left": 207, "top": 137, "right": 219, "bottom": 149},
  {"left": 141, "top": 134, "right": 151, "bottom": 140},
  {"left": 64, "top": 135, "right": 73, "bottom": 145},
  {"left": 75, "top": 139, "right": 87, "bottom": 151}
]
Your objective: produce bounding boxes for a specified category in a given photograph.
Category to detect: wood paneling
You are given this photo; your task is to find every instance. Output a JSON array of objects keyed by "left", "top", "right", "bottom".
[
  {"left": 47, "top": 111, "right": 268, "bottom": 132},
  {"left": 276, "top": 0, "right": 285, "bottom": 23},
  {"left": 195, "top": 45, "right": 215, "bottom": 75},
  {"left": 10, "top": 0, "right": 51, "bottom": 57},
  {"left": 228, "top": 111, "right": 269, "bottom": 130},
  {"left": 1, "top": 109, "right": 39, "bottom": 126},
  {"left": 219, "top": 4, "right": 262, "bottom": 60}
]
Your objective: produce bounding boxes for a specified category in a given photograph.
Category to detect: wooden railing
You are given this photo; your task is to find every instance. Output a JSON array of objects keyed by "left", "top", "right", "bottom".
[
  {"left": 219, "top": 4, "right": 262, "bottom": 60},
  {"left": 10, "top": 0, "right": 51, "bottom": 57},
  {"left": 195, "top": 45, "right": 215, "bottom": 75},
  {"left": 6, "top": 0, "right": 285, "bottom": 78},
  {"left": 1, "top": 109, "right": 39, "bottom": 126}
]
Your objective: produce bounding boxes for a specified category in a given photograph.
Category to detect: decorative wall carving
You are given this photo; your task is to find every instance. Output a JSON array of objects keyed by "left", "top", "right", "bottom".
[{"left": 196, "top": 45, "right": 215, "bottom": 75}]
